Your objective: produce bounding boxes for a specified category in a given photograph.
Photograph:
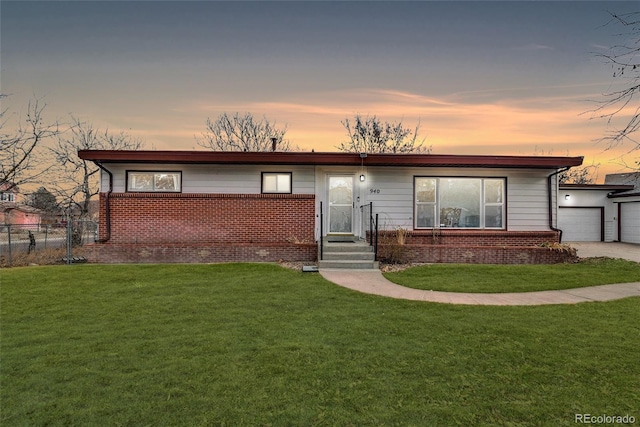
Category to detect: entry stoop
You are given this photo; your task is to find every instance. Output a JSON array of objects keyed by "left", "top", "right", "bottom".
[{"left": 319, "top": 236, "right": 379, "bottom": 270}]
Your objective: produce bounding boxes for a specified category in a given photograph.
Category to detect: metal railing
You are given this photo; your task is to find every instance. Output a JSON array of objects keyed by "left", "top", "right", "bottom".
[
  {"left": 360, "top": 202, "right": 379, "bottom": 261},
  {"left": 320, "top": 201, "right": 379, "bottom": 262},
  {"left": 319, "top": 201, "right": 324, "bottom": 260}
]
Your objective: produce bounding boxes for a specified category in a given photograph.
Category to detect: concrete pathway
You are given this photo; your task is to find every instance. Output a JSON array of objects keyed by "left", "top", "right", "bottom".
[{"left": 319, "top": 269, "right": 640, "bottom": 306}]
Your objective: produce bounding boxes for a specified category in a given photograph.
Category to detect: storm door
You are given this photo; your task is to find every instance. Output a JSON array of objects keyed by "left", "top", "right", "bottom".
[{"left": 328, "top": 176, "right": 354, "bottom": 234}]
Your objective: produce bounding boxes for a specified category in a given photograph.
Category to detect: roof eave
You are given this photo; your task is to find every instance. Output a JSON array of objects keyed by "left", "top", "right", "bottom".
[
  {"left": 560, "top": 184, "right": 635, "bottom": 191},
  {"left": 77, "top": 150, "right": 584, "bottom": 169}
]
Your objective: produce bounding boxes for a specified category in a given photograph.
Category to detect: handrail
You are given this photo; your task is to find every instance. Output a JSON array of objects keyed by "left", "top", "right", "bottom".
[
  {"left": 369, "top": 202, "right": 373, "bottom": 246},
  {"left": 319, "top": 201, "right": 324, "bottom": 260},
  {"left": 374, "top": 213, "right": 379, "bottom": 261},
  {"left": 360, "top": 201, "right": 379, "bottom": 261}
]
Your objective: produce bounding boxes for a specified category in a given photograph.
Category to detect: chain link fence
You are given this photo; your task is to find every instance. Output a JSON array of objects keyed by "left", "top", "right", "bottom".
[{"left": 0, "top": 220, "right": 98, "bottom": 267}]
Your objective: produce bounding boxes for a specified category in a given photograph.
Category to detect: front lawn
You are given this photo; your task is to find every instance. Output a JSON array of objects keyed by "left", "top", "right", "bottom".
[
  {"left": 2, "top": 264, "right": 639, "bottom": 426},
  {"left": 384, "top": 258, "right": 640, "bottom": 293}
]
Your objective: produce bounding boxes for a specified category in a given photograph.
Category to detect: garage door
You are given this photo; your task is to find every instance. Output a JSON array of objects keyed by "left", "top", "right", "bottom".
[
  {"left": 620, "top": 202, "right": 640, "bottom": 244},
  {"left": 558, "top": 207, "right": 603, "bottom": 242}
]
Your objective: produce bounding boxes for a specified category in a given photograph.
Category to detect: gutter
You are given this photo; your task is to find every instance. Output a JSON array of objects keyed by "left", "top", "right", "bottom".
[
  {"left": 547, "top": 166, "right": 572, "bottom": 243},
  {"left": 94, "top": 161, "right": 113, "bottom": 243}
]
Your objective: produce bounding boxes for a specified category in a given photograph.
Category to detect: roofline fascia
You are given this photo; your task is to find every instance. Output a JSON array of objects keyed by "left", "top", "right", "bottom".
[
  {"left": 560, "top": 184, "right": 635, "bottom": 191},
  {"left": 608, "top": 192, "right": 640, "bottom": 199},
  {"left": 77, "top": 150, "right": 584, "bottom": 169}
]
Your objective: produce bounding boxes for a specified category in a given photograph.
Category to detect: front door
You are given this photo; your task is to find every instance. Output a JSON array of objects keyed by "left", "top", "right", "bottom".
[{"left": 328, "top": 176, "right": 354, "bottom": 234}]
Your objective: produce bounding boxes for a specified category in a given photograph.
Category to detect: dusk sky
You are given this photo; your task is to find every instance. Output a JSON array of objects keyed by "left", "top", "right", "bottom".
[{"left": 2, "top": 1, "right": 639, "bottom": 181}]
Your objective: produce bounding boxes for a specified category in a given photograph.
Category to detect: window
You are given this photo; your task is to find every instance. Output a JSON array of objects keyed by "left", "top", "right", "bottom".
[
  {"left": 0, "top": 193, "right": 15, "bottom": 202},
  {"left": 484, "top": 179, "right": 504, "bottom": 228},
  {"left": 127, "top": 171, "right": 181, "bottom": 192},
  {"left": 414, "top": 177, "right": 505, "bottom": 229},
  {"left": 262, "top": 172, "right": 292, "bottom": 194},
  {"left": 415, "top": 178, "right": 436, "bottom": 228}
]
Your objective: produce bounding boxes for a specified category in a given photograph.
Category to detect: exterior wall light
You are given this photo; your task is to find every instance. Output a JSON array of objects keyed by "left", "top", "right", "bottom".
[
  {"left": 359, "top": 153, "right": 367, "bottom": 183},
  {"left": 565, "top": 194, "right": 571, "bottom": 200}
]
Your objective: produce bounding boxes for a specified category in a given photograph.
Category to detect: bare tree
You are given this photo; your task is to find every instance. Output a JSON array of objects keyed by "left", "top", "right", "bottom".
[
  {"left": 49, "top": 116, "right": 144, "bottom": 218},
  {"left": 559, "top": 164, "right": 600, "bottom": 184},
  {"left": 0, "top": 96, "right": 60, "bottom": 190},
  {"left": 197, "top": 112, "right": 294, "bottom": 152},
  {"left": 338, "top": 114, "right": 430, "bottom": 154},
  {"left": 590, "top": 11, "right": 640, "bottom": 156}
]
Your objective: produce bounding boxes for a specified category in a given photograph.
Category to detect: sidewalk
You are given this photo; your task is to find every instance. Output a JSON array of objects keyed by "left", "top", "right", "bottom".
[{"left": 319, "top": 269, "right": 640, "bottom": 306}]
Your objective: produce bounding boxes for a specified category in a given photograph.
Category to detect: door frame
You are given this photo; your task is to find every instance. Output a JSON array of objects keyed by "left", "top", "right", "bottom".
[{"left": 327, "top": 174, "right": 355, "bottom": 235}]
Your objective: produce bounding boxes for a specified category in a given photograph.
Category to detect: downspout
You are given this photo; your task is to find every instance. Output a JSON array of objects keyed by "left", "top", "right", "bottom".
[
  {"left": 547, "top": 166, "right": 571, "bottom": 243},
  {"left": 94, "top": 161, "right": 113, "bottom": 243}
]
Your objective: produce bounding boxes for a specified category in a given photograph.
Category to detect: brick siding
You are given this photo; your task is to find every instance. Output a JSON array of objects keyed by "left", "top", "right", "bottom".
[
  {"left": 379, "top": 244, "right": 576, "bottom": 264},
  {"left": 100, "top": 192, "right": 315, "bottom": 244},
  {"left": 374, "top": 229, "right": 572, "bottom": 264},
  {"left": 89, "top": 192, "right": 316, "bottom": 263},
  {"left": 86, "top": 243, "right": 317, "bottom": 264},
  {"left": 377, "top": 229, "right": 560, "bottom": 246}
]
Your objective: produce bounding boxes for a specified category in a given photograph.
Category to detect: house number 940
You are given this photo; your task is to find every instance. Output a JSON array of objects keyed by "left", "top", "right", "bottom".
[{"left": 369, "top": 188, "right": 381, "bottom": 194}]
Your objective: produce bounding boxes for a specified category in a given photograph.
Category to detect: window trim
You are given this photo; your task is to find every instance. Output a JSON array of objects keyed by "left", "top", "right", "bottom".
[
  {"left": 261, "top": 172, "right": 293, "bottom": 194},
  {"left": 414, "top": 176, "right": 506, "bottom": 230},
  {"left": 126, "top": 171, "right": 182, "bottom": 193}
]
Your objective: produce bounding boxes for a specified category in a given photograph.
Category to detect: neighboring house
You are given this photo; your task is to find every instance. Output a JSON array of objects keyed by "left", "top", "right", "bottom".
[
  {"left": 0, "top": 183, "right": 43, "bottom": 226},
  {"left": 78, "top": 150, "right": 584, "bottom": 264},
  {"left": 559, "top": 172, "right": 640, "bottom": 244},
  {"left": 0, "top": 181, "right": 19, "bottom": 203},
  {"left": 1, "top": 202, "right": 43, "bottom": 226}
]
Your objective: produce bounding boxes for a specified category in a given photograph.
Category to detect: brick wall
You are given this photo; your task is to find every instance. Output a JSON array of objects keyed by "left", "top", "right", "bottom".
[
  {"left": 375, "top": 229, "right": 560, "bottom": 246},
  {"left": 86, "top": 243, "right": 317, "bottom": 264},
  {"left": 99, "top": 192, "right": 315, "bottom": 244},
  {"left": 90, "top": 192, "right": 316, "bottom": 263},
  {"left": 379, "top": 244, "right": 576, "bottom": 265},
  {"left": 373, "top": 229, "right": 571, "bottom": 264}
]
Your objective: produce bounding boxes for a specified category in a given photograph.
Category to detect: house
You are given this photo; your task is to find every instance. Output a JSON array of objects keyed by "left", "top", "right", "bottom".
[
  {"left": 77, "top": 150, "right": 584, "bottom": 265},
  {"left": 0, "top": 182, "right": 43, "bottom": 226},
  {"left": 559, "top": 172, "right": 640, "bottom": 244},
  {"left": 1, "top": 202, "right": 43, "bottom": 226},
  {"left": 0, "top": 181, "right": 19, "bottom": 203}
]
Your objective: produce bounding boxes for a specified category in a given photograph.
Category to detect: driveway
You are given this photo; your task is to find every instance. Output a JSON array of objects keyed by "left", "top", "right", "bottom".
[{"left": 566, "top": 242, "right": 640, "bottom": 263}]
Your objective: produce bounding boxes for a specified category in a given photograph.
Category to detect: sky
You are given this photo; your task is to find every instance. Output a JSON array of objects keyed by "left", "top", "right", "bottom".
[{"left": 2, "top": 0, "right": 639, "bottom": 182}]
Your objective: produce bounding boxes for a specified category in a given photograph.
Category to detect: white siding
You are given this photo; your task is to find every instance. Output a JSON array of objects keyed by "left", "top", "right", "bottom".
[
  {"left": 100, "top": 163, "right": 315, "bottom": 194},
  {"left": 313, "top": 166, "right": 555, "bottom": 233},
  {"left": 363, "top": 167, "right": 554, "bottom": 232},
  {"left": 508, "top": 171, "right": 553, "bottom": 231}
]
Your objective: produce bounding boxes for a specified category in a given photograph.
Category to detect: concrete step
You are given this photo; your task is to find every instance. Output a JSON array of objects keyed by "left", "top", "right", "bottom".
[
  {"left": 318, "top": 260, "right": 380, "bottom": 269},
  {"left": 319, "top": 236, "right": 378, "bottom": 269},
  {"left": 322, "top": 242, "right": 373, "bottom": 253},
  {"left": 322, "top": 251, "right": 375, "bottom": 261},
  {"left": 325, "top": 234, "right": 357, "bottom": 242}
]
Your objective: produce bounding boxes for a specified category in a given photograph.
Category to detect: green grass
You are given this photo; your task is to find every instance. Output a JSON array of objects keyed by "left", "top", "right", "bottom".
[
  {"left": 2, "top": 263, "right": 639, "bottom": 426},
  {"left": 384, "top": 258, "right": 640, "bottom": 293}
]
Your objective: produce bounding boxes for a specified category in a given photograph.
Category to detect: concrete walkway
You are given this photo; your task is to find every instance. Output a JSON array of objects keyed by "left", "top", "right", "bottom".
[{"left": 319, "top": 269, "right": 640, "bottom": 306}]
